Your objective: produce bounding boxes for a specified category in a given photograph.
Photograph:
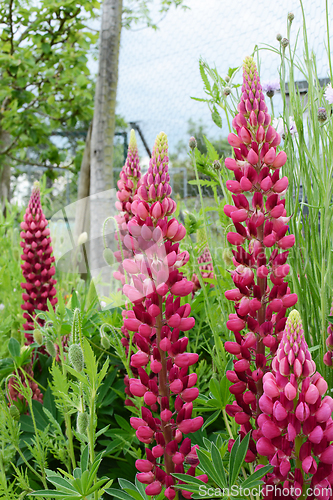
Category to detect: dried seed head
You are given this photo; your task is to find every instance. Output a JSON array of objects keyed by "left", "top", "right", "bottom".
[
  {"left": 77, "top": 411, "right": 89, "bottom": 434},
  {"left": 33, "top": 329, "right": 43, "bottom": 346},
  {"left": 68, "top": 344, "right": 84, "bottom": 372},
  {"left": 45, "top": 339, "right": 56, "bottom": 358},
  {"left": 189, "top": 137, "right": 197, "bottom": 150}
]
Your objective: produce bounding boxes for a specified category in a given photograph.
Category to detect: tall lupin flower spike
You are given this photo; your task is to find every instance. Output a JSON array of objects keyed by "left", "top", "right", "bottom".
[
  {"left": 223, "top": 56, "right": 297, "bottom": 462},
  {"left": 121, "top": 132, "right": 207, "bottom": 499},
  {"left": 114, "top": 130, "right": 142, "bottom": 285},
  {"left": 20, "top": 182, "right": 57, "bottom": 344},
  {"left": 257, "top": 310, "right": 333, "bottom": 499}
]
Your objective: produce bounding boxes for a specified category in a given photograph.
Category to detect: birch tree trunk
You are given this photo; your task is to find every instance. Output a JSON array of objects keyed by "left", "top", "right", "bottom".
[
  {"left": 89, "top": 0, "right": 123, "bottom": 279},
  {"left": 0, "top": 129, "right": 12, "bottom": 214}
]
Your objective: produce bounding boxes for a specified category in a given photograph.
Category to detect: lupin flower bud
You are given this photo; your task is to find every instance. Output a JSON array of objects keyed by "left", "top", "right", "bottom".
[
  {"left": 77, "top": 411, "right": 89, "bottom": 434},
  {"left": 68, "top": 344, "right": 84, "bottom": 372},
  {"left": 276, "top": 33, "right": 282, "bottom": 41},
  {"left": 281, "top": 37, "right": 289, "bottom": 48},
  {"left": 121, "top": 132, "right": 203, "bottom": 497},
  {"left": 103, "top": 247, "right": 115, "bottom": 266},
  {"left": 258, "top": 310, "right": 333, "bottom": 497},
  {"left": 101, "top": 335, "right": 111, "bottom": 350},
  {"left": 45, "top": 339, "right": 56, "bottom": 358},
  {"left": 20, "top": 182, "right": 58, "bottom": 344},
  {"left": 224, "top": 56, "right": 297, "bottom": 464},
  {"left": 33, "top": 329, "right": 43, "bottom": 346},
  {"left": 189, "top": 136, "right": 197, "bottom": 150},
  {"left": 9, "top": 404, "right": 20, "bottom": 420}
]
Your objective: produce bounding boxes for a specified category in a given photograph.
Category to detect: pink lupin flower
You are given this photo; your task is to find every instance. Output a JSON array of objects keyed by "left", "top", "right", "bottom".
[
  {"left": 223, "top": 56, "right": 297, "bottom": 462},
  {"left": 324, "top": 299, "right": 333, "bottom": 367},
  {"left": 257, "top": 310, "right": 333, "bottom": 497},
  {"left": 121, "top": 132, "right": 202, "bottom": 497},
  {"left": 191, "top": 228, "right": 214, "bottom": 294},
  {"left": 20, "top": 181, "right": 57, "bottom": 343}
]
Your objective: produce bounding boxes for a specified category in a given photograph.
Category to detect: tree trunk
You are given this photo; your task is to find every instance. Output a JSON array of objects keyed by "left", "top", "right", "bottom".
[
  {"left": 89, "top": 0, "right": 123, "bottom": 277},
  {"left": 74, "top": 122, "right": 92, "bottom": 246},
  {"left": 0, "top": 129, "right": 12, "bottom": 213}
]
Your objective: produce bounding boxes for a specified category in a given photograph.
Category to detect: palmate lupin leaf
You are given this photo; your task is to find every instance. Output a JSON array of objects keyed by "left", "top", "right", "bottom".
[
  {"left": 172, "top": 434, "right": 272, "bottom": 499},
  {"left": 29, "top": 454, "right": 112, "bottom": 498}
]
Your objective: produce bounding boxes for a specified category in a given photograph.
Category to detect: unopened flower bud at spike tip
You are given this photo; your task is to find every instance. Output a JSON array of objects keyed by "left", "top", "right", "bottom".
[{"left": 129, "top": 128, "right": 137, "bottom": 149}]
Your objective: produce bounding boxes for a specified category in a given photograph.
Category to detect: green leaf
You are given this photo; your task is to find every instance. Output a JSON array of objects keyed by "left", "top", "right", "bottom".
[
  {"left": 41, "top": 43, "right": 51, "bottom": 53},
  {"left": 203, "top": 136, "right": 219, "bottom": 161},
  {"left": 80, "top": 445, "right": 89, "bottom": 472},
  {"left": 196, "top": 448, "right": 224, "bottom": 489},
  {"left": 241, "top": 464, "right": 273, "bottom": 488},
  {"left": 202, "top": 410, "right": 221, "bottom": 430},
  {"left": 230, "top": 433, "right": 250, "bottom": 486},
  {"left": 105, "top": 489, "right": 134, "bottom": 500},
  {"left": 8, "top": 337, "right": 20, "bottom": 358},
  {"left": 211, "top": 106, "right": 222, "bottom": 128},
  {"left": 119, "top": 479, "right": 144, "bottom": 500},
  {"left": 199, "top": 61, "right": 211, "bottom": 94},
  {"left": 46, "top": 476, "right": 77, "bottom": 493},
  {"left": 209, "top": 378, "right": 222, "bottom": 405},
  {"left": 211, "top": 442, "right": 227, "bottom": 488},
  {"left": 29, "top": 491, "right": 76, "bottom": 498}
]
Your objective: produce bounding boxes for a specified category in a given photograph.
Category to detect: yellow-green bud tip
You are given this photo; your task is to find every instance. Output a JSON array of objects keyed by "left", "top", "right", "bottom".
[
  {"left": 129, "top": 129, "right": 137, "bottom": 149},
  {"left": 286, "top": 309, "right": 301, "bottom": 328}
]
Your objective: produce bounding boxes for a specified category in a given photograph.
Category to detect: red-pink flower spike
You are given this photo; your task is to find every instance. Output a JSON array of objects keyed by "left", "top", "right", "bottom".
[
  {"left": 224, "top": 56, "right": 297, "bottom": 460},
  {"left": 123, "top": 132, "right": 207, "bottom": 498},
  {"left": 20, "top": 182, "right": 57, "bottom": 343},
  {"left": 324, "top": 300, "right": 333, "bottom": 367},
  {"left": 114, "top": 129, "right": 141, "bottom": 285},
  {"left": 257, "top": 310, "right": 333, "bottom": 499}
]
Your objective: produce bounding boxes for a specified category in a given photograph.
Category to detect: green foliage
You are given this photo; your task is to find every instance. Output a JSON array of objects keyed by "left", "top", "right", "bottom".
[
  {"left": 0, "top": 0, "right": 99, "bottom": 169},
  {"left": 173, "top": 435, "right": 272, "bottom": 499},
  {"left": 29, "top": 453, "right": 112, "bottom": 498}
]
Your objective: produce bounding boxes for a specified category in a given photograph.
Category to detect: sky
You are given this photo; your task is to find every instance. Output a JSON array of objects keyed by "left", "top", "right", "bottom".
[{"left": 112, "top": 0, "right": 332, "bottom": 158}]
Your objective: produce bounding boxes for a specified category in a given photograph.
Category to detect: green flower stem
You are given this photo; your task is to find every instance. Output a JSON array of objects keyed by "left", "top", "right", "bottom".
[{"left": 56, "top": 327, "right": 76, "bottom": 471}]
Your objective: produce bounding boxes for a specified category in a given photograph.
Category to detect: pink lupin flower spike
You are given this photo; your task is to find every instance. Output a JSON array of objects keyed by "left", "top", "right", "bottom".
[
  {"left": 114, "top": 129, "right": 142, "bottom": 285},
  {"left": 223, "top": 56, "right": 297, "bottom": 462},
  {"left": 257, "top": 310, "right": 333, "bottom": 499},
  {"left": 20, "top": 181, "right": 57, "bottom": 344},
  {"left": 122, "top": 132, "right": 207, "bottom": 498}
]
